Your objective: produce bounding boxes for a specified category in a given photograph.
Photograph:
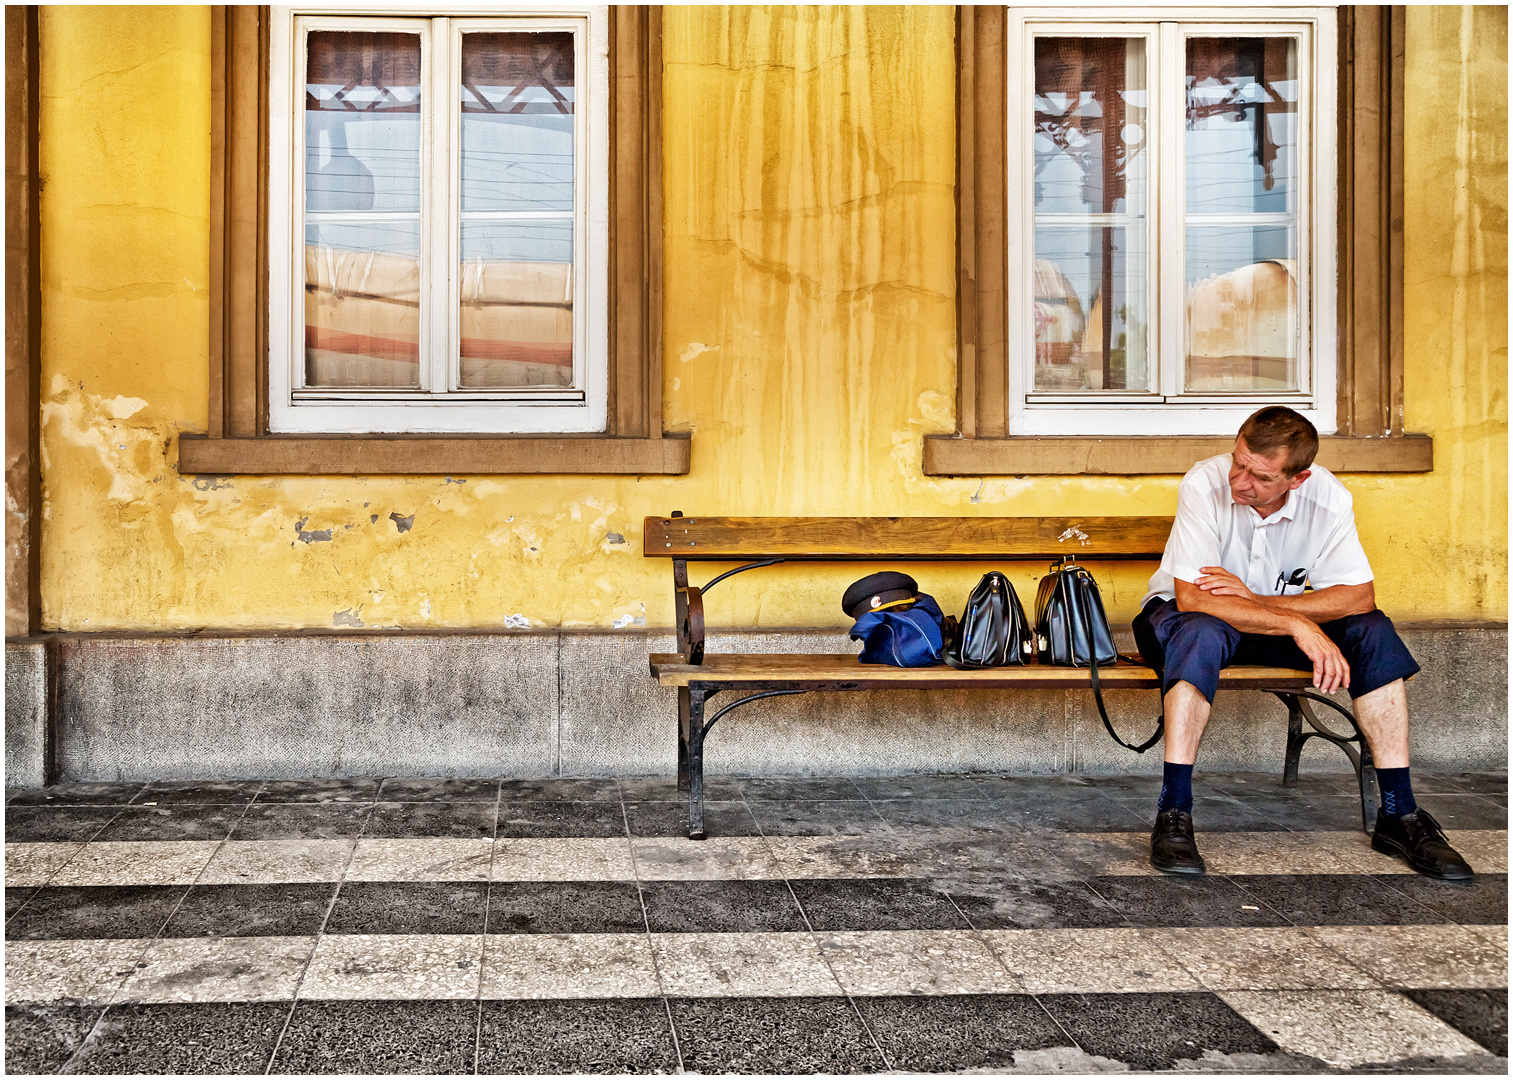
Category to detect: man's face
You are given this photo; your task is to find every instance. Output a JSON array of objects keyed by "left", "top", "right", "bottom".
[{"left": 1228, "top": 435, "right": 1310, "bottom": 517}]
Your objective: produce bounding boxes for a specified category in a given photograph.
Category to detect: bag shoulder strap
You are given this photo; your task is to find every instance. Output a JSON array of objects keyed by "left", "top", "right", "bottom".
[{"left": 1082, "top": 599, "right": 1165, "bottom": 754}]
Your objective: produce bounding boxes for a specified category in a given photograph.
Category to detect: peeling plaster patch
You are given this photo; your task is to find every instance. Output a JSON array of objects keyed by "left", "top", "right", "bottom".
[
  {"left": 420, "top": 598, "right": 432, "bottom": 619},
  {"left": 612, "top": 614, "right": 635, "bottom": 629},
  {"left": 605, "top": 532, "right": 626, "bottom": 545},
  {"left": 969, "top": 479, "right": 984, "bottom": 504},
  {"left": 445, "top": 476, "right": 467, "bottom": 484},
  {"left": 389, "top": 512, "right": 415, "bottom": 533},
  {"left": 679, "top": 341, "right": 719, "bottom": 363},
  {"left": 501, "top": 614, "right": 530, "bottom": 629},
  {"left": 333, "top": 608, "right": 364, "bottom": 628},
  {"left": 1057, "top": 526, "right": 1091, "bottom": 547},
  {"left": 370, "top": 515, "right": 379, "bottom": 524},
  {"left": 107, "top": 395, "right": 148, "bottom": 419},
  {"left": 191, "top": 476, "right": 233, "bottom": 492},
  {"left": 294, "top": 518, "right": 333, "bottom": 543}
]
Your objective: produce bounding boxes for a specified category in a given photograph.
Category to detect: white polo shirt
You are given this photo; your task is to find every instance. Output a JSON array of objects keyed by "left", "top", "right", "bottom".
[{"left": 1142, "top": 454, "right": 1374, "bottom": 608}]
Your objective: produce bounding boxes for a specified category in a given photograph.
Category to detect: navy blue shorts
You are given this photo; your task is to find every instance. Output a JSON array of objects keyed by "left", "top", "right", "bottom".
[{"left": 1131, "top": 598, "right": 1420, "bottom": 703}]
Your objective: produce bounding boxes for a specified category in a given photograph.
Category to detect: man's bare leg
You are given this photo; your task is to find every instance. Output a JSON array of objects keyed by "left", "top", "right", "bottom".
[
  {"left": 1163, "top": 680, "right": 1211, "bottom": 765},
  {"left": 1352, "top": 678, "right": 1409, "bottom": 769},
  {"left": 1151, "top": 680, "right": 1211, "bottom": 875}
]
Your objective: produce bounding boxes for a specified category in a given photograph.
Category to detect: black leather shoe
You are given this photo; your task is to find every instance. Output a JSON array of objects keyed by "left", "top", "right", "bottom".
[
  {"left": 1371, "top": 808, "right": 1474, "bottom": 880},
  {"left": 1151, "top": 807, "right": 1206, "bottom": 875}
]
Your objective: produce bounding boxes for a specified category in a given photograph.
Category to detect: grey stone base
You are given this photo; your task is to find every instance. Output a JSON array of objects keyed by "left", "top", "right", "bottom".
[
  {"left": 4, "top": 639, "right": 49, "bottom": 787},
  {"left": 5, "top": 625, "right": 1507, "bottom": 785}
]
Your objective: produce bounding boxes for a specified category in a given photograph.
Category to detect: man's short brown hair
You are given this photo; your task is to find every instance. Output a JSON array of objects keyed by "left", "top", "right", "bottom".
[{"left": 1238, "top": 406, "right": 1318, "bottom": 476}]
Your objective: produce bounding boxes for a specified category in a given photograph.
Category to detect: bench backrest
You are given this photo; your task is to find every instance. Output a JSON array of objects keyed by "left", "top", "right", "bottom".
[{"left": 643, "top": 515, "right": 1174, "bottom": 561}]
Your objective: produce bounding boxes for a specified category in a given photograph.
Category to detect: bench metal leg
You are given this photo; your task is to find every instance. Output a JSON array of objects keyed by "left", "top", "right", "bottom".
[
  {"left": 1272, "top": 690, "right": 1378, "bottom": 834},
  {"left": 676, "top": 686, "right": 691, "bottom": 792},
  {"left": 686, "top": 687, "right": 708, "bottom": 840}
]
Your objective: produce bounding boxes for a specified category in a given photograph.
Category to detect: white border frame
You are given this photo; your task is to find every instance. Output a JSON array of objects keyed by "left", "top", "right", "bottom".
[
  {"left": 1005, "top": 6, "right": 1337, "bottom": 437},
  {"left": 268, "top": 5, "right": 610, "bottom": 434}
]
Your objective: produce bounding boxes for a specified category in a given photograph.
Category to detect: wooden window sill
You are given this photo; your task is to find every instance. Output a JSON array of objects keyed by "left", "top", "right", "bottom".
[
  {"left": 922, "top": 434, "right": 1433, "bottom": 476},
  {"left": 177, "top": 433, "right": 690, "bottom": 476}
]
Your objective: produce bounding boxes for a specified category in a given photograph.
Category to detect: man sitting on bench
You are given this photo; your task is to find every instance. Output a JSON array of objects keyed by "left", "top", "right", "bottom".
[{"left": 1132, "top": 406, "right": 1474, "bottom": 880}]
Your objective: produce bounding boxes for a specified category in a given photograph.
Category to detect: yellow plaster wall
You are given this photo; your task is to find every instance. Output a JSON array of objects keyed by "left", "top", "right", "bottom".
[{"left": 38, "top": 6, "right": 1507, "bottom": 632}]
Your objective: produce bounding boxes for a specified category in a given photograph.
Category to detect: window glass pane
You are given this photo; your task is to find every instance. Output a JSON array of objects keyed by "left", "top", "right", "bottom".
[
  {"left": 304, "top": 31, "right": 422, "bottom": 388},
  {"left": 460, "top": 32, "right": 574, "bottom": 212},
  {"left": 1185, "top": 37, "right": 1301, "bottom": 391},
  {"left": 1033, "top": 37, "right": 1149, "bottom": 392},
  {"left": 459, "top": 32, "right": 576, "bottom": 389},
  {"left": 459, "top": 224, "right": 574, "bottom": 389},
  {"left": 304, "top": 223, "right": 421, "bottom": 388}
]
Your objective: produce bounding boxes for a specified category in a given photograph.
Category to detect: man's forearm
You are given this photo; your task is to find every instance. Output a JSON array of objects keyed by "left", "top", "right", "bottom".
[
  {"left": 1254, "top": 583, "right": 1375, "bottom": 623},
  {"left": 1175, "top": 582, "right": 1315, "bottom": 637}
]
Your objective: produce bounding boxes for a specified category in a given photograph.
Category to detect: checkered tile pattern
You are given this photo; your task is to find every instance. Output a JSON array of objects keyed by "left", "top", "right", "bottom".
[{"left": 5, "top": 772, "right": 1507, "bottom": 1073}]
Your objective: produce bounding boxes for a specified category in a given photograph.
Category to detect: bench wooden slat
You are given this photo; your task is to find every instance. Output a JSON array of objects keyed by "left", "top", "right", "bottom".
[
  {"left": 650, "top": 653, "right": 1314, "bottom": 690},
  {"left": 643, "top": 516, "right": 1174, "bottom": 560}
]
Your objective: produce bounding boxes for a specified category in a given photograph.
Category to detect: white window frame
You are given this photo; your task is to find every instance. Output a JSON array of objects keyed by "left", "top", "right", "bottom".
[
  {"left": 1006, "top": 6, "right": 1337, "bottom": 437},
  {"left": 268, "top": 5, "right": 610, "bottom": 434}
]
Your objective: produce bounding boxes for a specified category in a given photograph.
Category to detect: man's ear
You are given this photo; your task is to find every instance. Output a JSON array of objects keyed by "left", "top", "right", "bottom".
[{"left": 1287, "top": 469, "right": 1312, "bottom": 491}]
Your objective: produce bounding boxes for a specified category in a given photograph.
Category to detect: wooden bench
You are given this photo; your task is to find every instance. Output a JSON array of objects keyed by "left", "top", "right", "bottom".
[{"left": 645, "top": 513, "right": 1380, "bottom": 839}]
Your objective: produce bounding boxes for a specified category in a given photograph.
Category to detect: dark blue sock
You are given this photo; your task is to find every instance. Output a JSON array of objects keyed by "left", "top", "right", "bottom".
[
  {"left": 1377, "top": 766, "right": 1417, "bottom": 817},
  {"left": 1158, "top": 761, "right": 1194, "bottom": 813}
]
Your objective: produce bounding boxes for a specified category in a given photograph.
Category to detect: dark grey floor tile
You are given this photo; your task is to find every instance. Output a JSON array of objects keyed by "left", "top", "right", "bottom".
[
  {"left": 856, "top": 993, "right": 1069, "bottom": 1071},
  {"left": 486, "top": 881, "right": 647, "bottom": 935},
  {"left": 948, "top": 878, "right": 1128, "bottom": 930},
  {"left": 363, "top": 801, "right": 497, "bottom": 839},
  {"left": 5, "top": 885, "right": 188, "bottom": 940},
  {"left": 162, "top": 883, "right": 337, "bottom": 938},
  {"left": 495, "top": 800, "right": 625, "bottom": 839},
  {"left": 1087, "top": 874, "right": 1292, "bottom": 928},
  {"left": 5, "top": 1002, "right": 106, "bottom": 1074},
  {"left": 1209, "top": 771, "right": 1362, "bottom": 798},
  {"left": 497, "top": 778, "right": 622, "bottom": 803},
  {"left": 642, "top": 879, "right": 807, "bottom": 933},
  {"left": 1037, "top": 991, "right": 1282, "bottom": 1071},
  {"left": 617, "top": 776, "right": 745, "bottom": 803},
  {"left": 1375, "top": 873, "right": 1509, "bottom": 925},
  {"left": 93, "top": 804, "right": 243, "bottom": 842},
  {"left": 1118, "top": 794, "right": 1292, "bottom": 833},
  {"left": 1414, "top": 794, "right": 1509, "bottom": 830},
  {"left": 254, "top": 777, "right": 382, "bottom": 804},
  {"left": 870, "top": 798, "right": 1016, "bottom": 830},
  {"left": 1243, "top": 794, "right": 1374, "bottom": 832},
  {"left": 851, "top": 775, "right": 993, "bottom": 800},
  {"left": 669, "top": 996, "right": 885, "bottom": 1074},
  {"left": 1228, "top": 874, "right": 1446, "bottom": 927},
  {"left": 230, "top": 801, "right": 372, "bottom": 840},
  {"left": 1070, "top": 772, "right": 1166, "bottom": 799},
  {"left": 997, "top": 790, "right": 1153, "bottom": 832},
  {"left": 273, "top": 999, "right": 478, "bottom": 1074},
  {"left": 326, "top": 880, "right": 488, "bottom": 935},
  {"left": 131, "top": 780, "right": 265, "bottom": 805},
  {"left": 6, "top": 886, "right": 38, "bottom": 922},
  {"left": 2, "top": 805, "right": 121, "bottom": 843},
  {"left": 375, "top": 777, "right": 499, "bottom": 802},
  {"left": 1415, "top": 771, "right": 1508, "bottom": 796},
  {"left": 739, "top": 777, "right": 864, "bottom": 801},
  {"left": 624, "top": 799, "right": 760, "bottom": 838},
  {"left": 69, "top": 1001, "right": 289, "bottom": 1074},
  {"left": 1401, "top": 988, "right": 1508, "bottom": 1057},
  {"left": 7, "top": 782, "right": 146, "bottom": 807},
  {"left": 791, "top": 878, "right": 969, "bottom": 931},
  {"left": 477, "top": 998, "right": 678, "bottom": 1073},
  {"left": 746, "top": 799, "right": 889, "bottom": 836}
]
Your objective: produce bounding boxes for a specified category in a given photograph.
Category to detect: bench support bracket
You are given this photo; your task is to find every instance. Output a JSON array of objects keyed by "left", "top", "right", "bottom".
[
  {"left": 678, "top": 684, "right": 810, "bottom": 839},
  {"left": 1270, "top": 689, "right": 1378, "bottom": 833}
]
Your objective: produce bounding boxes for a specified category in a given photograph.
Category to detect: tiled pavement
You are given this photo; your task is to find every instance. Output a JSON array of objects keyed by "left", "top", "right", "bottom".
[{"left": 4, "top": 771, "right": 1507, "bottom": 1074}]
